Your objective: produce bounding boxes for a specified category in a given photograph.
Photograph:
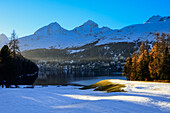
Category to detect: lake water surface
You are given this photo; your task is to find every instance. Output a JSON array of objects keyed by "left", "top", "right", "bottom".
[{"left": 34, "top": 70, "right": 126, "bottom": 85}]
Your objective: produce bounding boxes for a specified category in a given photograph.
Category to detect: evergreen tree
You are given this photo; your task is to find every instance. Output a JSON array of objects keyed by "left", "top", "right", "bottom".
[
  {"left": 122, "top": 57, "right": 132, "bottom": 80},
  {"left": 149, "top": 33, "right": 162, "bottom": 80},
  {"left": 159, "top": 34, "right": 170, "bottom": 80},
  {"left": 0, "top": 45, "right": 12, "bottom": 87},
  {"left": 0, "top": 45, "right": 13, "bottom": 88},
  {"left": 138, "top": 41, "right": 146, "bottom": 55},
  {"left": 9, "top": 30, "right": 20, "bottom": 58},
  {"left": 149, "top": 33, "right": 170, "bottom": 80},
  {"left": 123, "top": 33, "right": 169, "bottom": 81},
  {"left": 160, "top": 47, "right": 170, "bottom": 80},
  {"left": 0, "top": 45, "right": 12, "bottom": 64},
  {"left": 137, "top": 50, "right": 150, "bottom": 81},
  {"left": 135, "top": 41, "right": 150, "bottom": 80},
  {"left": 0, "top": 31, "right": 39, "bottom": 87},
  {"left": 130, "top": 51, "right": 138, "bottom": 80}
]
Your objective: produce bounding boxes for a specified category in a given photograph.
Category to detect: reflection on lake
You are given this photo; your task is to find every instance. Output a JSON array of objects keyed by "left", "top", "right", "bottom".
[{"left": 34, "top": 70, "right": 126, "bottom": 85}]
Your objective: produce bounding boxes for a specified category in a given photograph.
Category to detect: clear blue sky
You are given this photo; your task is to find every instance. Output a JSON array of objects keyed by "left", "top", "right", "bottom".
[{"left": 0, "top": 0, "right": 170, "bottom": 37}]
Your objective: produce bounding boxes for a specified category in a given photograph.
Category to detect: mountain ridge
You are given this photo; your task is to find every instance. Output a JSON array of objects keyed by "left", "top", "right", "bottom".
[{"left": 0, "top": 15, "right": 170, "bottom": 51}]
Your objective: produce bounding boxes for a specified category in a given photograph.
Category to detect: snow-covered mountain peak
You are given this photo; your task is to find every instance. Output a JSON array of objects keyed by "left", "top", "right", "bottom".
[
  {"left": 82, "top": 20, "right": 98, "bottom": 28},
  {"left": 0, "top": 33, "right": 8, "bottom": 39},
  {"left": 100, "top": 27, "right": 112, "bottom": 32},
  {"left": 0, "top": 33, "right": 9, "bottom": 48},
  {"left": 145, "top": 15, "right": 170, "bottom": 23},
  {"left": 34, "top": 22, "right": 67, "bottom": 35},
  {"left": 146, "top": 15, "right": 162, "bottom": 23},
  {"left": 72, "top": 20, "right": 99, "bottom": 35},
  {"left": 48, "top": 22, "right": 62, "bottom": 28}
]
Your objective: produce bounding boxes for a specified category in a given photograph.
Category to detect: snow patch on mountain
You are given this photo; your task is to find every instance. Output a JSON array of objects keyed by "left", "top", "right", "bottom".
[{"left": 68, "top": 49, "right": 85, "bottom": 54}]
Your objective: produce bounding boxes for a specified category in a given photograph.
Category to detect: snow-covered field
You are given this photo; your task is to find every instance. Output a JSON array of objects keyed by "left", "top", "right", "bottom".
[{"left": 0, "top": 80, "right": 170, "bottom": 113}]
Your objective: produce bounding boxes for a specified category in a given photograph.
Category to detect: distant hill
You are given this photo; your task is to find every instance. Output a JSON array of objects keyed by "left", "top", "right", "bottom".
[{"left": 22, "top": 42, "right": 141, "bottom": 63}]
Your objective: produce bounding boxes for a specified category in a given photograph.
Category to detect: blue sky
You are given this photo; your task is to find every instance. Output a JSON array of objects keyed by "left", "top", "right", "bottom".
[{"left": 0, "top": 0, "right": 170, "bottom": 37}]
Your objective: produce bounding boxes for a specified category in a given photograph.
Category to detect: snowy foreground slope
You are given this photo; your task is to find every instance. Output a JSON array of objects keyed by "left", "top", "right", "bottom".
[
  {"left": 0, "top": 80, "right": 169, "bottom": 113},
  {"left": 17, "top": 15, "right": 170, "bottom": 51}
]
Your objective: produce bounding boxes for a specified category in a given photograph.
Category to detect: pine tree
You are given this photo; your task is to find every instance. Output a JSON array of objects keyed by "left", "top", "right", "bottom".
[
  {"left": 160, "top": 47, "right": 170, "bottom": 80},
  {"left": 0, "top": 45, "right": 13, "bottom": 88},
  {"left": 149, "top": 33, "right": 160, "bottom": 80},
  {"left": 123, "top": 33, "right": 169, "bottom": 81},
  {"left": 149, "top": 33, "right": 169, "bottom": 80},
  {"left": 159, "top": 34, "right": 170, "bottom": 80},
  {"left": 0, "top": 45, "right": 12, "bottom": 64},
  {"left": 135, "top": 41, "right": 150, "bottom": 80},
  {"left": 0, "top": 45, "right": 12, "bottom": 87},
  {"left": 9, "top": 30, "right": 20, "bottom": 58},
  {"left": 130, "top": 51, "right": 138, "bottom": 80},
  {"left": 137, "top": 50, "right": 150, "bottom": 81},
  {"left": 138, "top": 41, "right": 146, "bottom": 55},
  {"left": 122, "top": 57, "right": 132, "bottom": 80}
]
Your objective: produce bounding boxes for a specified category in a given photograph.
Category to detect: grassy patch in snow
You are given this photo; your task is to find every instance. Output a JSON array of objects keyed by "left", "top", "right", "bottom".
[{"left": 80, "top": 80, "right": 126, "bottom": 92}]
